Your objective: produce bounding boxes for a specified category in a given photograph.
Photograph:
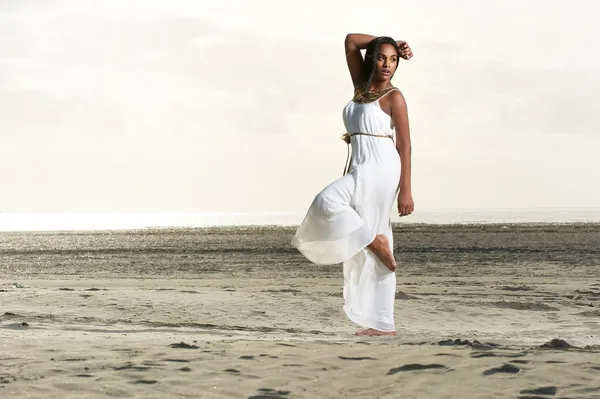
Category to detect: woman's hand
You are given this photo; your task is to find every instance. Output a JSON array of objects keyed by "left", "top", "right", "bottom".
[
  {"left": 396, "top": 41, "right": 413, "bottom": 60},
  {"left": 398, "top": 190, "right": 414, "bottom": 217}
]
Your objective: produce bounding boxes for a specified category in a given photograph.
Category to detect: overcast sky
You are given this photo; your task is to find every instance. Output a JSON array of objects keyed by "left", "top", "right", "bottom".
[{"left": 1, "top": 0, "right": 599, "bottom": 215}]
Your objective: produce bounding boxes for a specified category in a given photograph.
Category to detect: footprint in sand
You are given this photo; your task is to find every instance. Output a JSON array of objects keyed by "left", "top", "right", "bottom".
[
  {"left": 113, "top": 364, "right": 151, "bottom": 371},
  {"left": 169, "top": 342, "right": 199, "bottom": 349},
  {"left": 438, "top": 338, "right": 498, "bottom": 349},
  {"left": 248, "top": 388, "right": 291, "bottom": 398},
  {"left": 0, "top": 322, "right": 29, "bottom": 330},
  {"left": 387, "top": 364, "right": 448, "bottom": 374},
  {"left": 483, "top": 364, "right": 521, "bottom": 375},
  {"left": 224, "top": 368, "right": 240, "bottom": 374},
  {"left": 471, "top": 351, "right": 527, "bottom": 359},
  {"left": 499, "top": 285, "right": 533, "bottom": 292},
  {"left": 539, "top": 339, "right": 573, "bottom": 349},
  {"left": 519, "top": 386, "right": 557, "bottom": 396}
]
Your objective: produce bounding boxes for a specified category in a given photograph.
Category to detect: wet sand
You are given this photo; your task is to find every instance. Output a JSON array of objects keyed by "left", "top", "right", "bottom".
[{"left": 1, "top": 224, "right": 600, "bottom": 398}]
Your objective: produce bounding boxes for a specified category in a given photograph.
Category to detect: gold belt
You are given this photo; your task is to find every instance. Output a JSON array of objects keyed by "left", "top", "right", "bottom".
[{"left": 341, "top": 132, "right": 394, "bottom": 175}]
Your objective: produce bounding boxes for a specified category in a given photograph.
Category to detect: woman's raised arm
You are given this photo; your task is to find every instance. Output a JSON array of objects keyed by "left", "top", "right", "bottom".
[{"left": 344, "top": 33, "right": 377, "bottom": 88}]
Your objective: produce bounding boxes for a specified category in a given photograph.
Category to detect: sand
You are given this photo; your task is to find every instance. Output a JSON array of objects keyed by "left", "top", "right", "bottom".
[{"left": 1, "top": 224, "right": 600, "bottom": 398}]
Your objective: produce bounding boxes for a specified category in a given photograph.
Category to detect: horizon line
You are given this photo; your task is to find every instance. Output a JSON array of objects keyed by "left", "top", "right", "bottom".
[{"left": 1, "top": 208, "right": 600, "bottom": 232}]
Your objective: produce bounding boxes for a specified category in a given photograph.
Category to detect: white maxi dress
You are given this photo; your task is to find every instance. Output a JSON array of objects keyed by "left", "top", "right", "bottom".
[{"left": 291, "top": 88, "right": 401, "bottom": 332}]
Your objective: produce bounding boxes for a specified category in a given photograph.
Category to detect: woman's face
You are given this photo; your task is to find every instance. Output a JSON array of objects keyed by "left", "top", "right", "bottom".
[{"left": 375, "top": 43, "right": 398, "bottom": 82}]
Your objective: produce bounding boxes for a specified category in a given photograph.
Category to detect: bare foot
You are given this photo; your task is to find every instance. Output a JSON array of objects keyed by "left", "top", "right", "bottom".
[
  {"left": 367, "top": 234, "right": 397, "bottom": 271},
  {"left": 355, "top": 328, "right": 397, "bottom": 336}
]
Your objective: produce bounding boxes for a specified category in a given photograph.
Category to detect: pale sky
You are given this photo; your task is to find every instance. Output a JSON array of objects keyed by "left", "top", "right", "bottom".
[{"left": 1, "top": 0, "right": 599, "bottom": 215}]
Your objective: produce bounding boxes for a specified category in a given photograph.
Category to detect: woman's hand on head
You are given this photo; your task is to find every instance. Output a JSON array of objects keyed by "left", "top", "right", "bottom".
[{"left": 396, "top": 41, "right": 413, "bottom": 60}]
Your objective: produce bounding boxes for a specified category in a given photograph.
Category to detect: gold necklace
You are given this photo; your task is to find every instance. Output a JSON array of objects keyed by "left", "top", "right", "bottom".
[{"left": 352, "top": 86, "right": 396, "bottom": 104}]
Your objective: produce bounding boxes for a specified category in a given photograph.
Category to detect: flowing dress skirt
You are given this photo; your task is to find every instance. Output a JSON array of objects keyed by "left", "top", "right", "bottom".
[{"left": 292, "top": 135, "right": 400, "bottom": 331}]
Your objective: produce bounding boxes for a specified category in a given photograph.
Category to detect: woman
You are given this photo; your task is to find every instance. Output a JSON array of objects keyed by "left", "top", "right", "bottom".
[{"left": 291, "top": 33, "right": 414, "bottom": 336}]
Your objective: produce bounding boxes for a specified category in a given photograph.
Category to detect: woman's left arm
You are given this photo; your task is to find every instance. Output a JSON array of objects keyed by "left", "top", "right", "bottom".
[{"left": 390, "top": 90, "right": 414, "bottom": 216}]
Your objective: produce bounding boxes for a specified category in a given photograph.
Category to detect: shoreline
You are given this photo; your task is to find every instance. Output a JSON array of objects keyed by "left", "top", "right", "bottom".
[
  {"left": 2, "top": 208, "right": 600, "bottom": 233},
  {"left": 1, "top": 221, "right": 600, "bottom": 235}
]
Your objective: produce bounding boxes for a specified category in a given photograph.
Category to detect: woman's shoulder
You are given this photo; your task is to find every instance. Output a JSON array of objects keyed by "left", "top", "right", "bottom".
[
  {"left": 388, "top": 87, "right": 405, "bottom": 103},
  {"left": 379, "top": 87, "right": 406, "bottom": 115}
]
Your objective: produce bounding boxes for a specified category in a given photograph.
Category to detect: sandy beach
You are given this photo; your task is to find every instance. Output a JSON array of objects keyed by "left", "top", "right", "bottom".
[{"left": 2, "top": 224, "right": 600, "bottom": 398}]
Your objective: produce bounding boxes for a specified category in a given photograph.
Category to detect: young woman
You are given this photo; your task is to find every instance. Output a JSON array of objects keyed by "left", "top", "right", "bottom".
[{"left": 292, "top": 33, "right": 414, "bottom": 336}]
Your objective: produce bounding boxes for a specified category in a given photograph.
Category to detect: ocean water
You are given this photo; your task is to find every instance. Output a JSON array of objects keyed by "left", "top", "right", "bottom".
[{"left": 1, "top": 209, "right": 600, "bottom": 232}]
